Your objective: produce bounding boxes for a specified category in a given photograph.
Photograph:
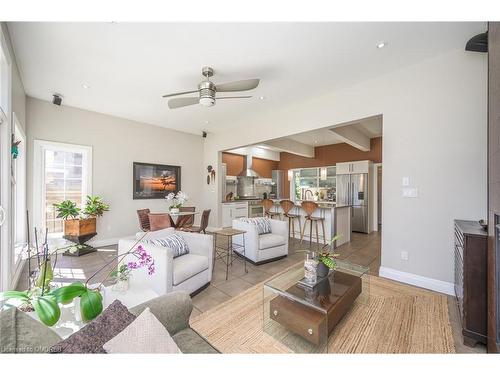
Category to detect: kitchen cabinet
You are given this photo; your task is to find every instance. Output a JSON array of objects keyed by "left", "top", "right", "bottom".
[
  {"left": 336, "top": 160, "right": 370, "bottom": 175},
  {"left": 222, "top": 202, "right": 248, "bottom": 227}
]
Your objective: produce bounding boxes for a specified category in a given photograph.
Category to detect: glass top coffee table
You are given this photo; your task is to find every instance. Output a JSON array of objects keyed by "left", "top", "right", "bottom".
[{"left": 263, "top": 260, "right": 370, "bottom": 353}]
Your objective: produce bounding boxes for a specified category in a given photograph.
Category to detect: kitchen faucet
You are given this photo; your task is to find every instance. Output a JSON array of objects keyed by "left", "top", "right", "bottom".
[{"left": 304, "top": 189, "right": 314, "bottom": 200}]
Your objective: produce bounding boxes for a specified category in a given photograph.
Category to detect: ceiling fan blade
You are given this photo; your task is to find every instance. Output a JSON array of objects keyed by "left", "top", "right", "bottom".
[
  {"left": 162, "top": 90, "right": 198, "bottom": 98},
  {"left": 168, "top": 97, "right": 199, "bottom": 109},
  {"left": 216, "top": 96, "right": 252, "bottom": 100},
  {"left": 215, "top": 79, "right": 260, "bottom": 92}
]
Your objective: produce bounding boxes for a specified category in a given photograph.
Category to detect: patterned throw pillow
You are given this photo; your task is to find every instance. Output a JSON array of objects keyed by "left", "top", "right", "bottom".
[
  {"left": 144, "top": 233, "right": 190, "bottom": 258},
  {"left": 50, "top": 300, "right": 136, "bottom": 353},
  {"left": 239, "top": 217, "right": 272, "bottom": 235}
]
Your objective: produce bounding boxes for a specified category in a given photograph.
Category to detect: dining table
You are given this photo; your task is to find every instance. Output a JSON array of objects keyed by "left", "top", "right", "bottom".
[{"left": 169, "top": 211, "right": 200, "bottom": 228}]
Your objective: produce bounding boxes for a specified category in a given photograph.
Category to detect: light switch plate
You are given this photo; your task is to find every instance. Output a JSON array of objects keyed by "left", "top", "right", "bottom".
[
  {"left": 401, "top": 251, "right": 409, "bottom": 261},
  {"left": 402, "top": 177, "right": 410, "bottom": 186}
]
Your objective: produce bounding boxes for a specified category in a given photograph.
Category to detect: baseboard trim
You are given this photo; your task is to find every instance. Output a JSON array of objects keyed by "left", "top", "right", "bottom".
[
  {"left": 88, "top": 237, "right": 120, "bottom": 248},
  {"left": 379, "top": 266, "right": 455, "bottom": 296}
]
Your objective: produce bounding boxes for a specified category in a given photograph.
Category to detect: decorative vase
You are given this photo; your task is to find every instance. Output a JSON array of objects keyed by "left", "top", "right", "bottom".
[
  {"left": 304, "top": 252, "right": 318, "bottom": 284},
  {"left": 170, "top": 207, "right": 180, "bottom": 215},
  {"left": 317, "top": 262, "right": 330, "bottom": 278},
  {"left": 112, "top": 278, "right": 129, "bottom": 293}
]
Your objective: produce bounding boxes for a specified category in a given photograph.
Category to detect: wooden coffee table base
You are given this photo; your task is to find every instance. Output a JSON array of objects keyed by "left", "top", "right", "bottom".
[{"left": 269, "top": 273, "right": 362, "bottom": 346}]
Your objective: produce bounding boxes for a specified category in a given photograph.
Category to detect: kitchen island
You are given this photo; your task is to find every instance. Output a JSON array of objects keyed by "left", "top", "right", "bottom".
[{"left": 271, "top": 200, "right": 351, "bottom": 248}]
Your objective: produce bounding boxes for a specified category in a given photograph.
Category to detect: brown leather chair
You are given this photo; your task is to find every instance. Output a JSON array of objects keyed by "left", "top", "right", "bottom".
[
  {"left": 176, "top": 206, "right": 195, "bottom": 228},
  {"left": 300, "top": 201, "right": 326, "bottom": 249},
  {"left": 262, "top": 199, "right": 280, "bottom": 219},
  {"left": 181, "top": 209, "right": 211, "bottom": 234},
  {"left": 137, "top": 208, "right": 151, "bottom": 231},
  {"left": 279, "top": 200, "right": 301, "bottom": 239}
]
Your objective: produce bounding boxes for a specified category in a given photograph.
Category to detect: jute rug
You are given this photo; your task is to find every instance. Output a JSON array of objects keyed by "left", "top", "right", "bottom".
[{"left": 191, "top": 267, "right": 455, "bottom": 353}]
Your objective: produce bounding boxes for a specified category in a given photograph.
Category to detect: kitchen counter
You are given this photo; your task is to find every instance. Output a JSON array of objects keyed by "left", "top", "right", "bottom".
[{"left": 270, "top": 199, "right": 351, "bottom": 248}]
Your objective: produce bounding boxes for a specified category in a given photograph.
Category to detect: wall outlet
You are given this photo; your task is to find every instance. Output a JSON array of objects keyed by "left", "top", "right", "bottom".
[
  {"left": 402, "top": 188, "right": 418, "bottom": 198},
  {"left": 402, "top": 177, "right": 410, "bottom": 186},
  {"left": 400, "top": 251, "right": 409, "bottom": 261}
]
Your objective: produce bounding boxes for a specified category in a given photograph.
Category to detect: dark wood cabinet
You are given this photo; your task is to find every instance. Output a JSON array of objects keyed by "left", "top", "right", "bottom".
[{"left": 454, "top": 220, "right": 488, "bottom": 346}]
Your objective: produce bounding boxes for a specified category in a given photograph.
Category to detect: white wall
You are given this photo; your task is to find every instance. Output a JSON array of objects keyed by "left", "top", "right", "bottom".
[
  {"left": 203, "top": 49, "right": 487, "bottom": 286},
  {"left": 26, "top": 97, "right": 204, "bottom": 244}
]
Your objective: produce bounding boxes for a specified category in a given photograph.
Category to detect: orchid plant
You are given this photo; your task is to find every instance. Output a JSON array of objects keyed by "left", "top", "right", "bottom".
[
  {"left": 0, "top": 231, "right": 154, "bottom": 327},
  {"left": 110, "top": 245, "right": 155, "bottom": 282},
  {"left": 165, "top": 191, "right": 189, "bottom": 210}
]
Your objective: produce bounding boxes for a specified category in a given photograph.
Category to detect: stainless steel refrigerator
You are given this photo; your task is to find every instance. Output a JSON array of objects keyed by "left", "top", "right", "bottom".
[{"left": 336, "top": 173, "right": 369, "bottom": 233}]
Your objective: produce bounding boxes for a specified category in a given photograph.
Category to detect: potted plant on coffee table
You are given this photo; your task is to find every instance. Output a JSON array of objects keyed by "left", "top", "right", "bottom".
[
  {"left": 54, "top": 195, "right": 109, "bottom": 257},
  {"left": 315, "top": 234, "right": 341, "bottom": 278}
]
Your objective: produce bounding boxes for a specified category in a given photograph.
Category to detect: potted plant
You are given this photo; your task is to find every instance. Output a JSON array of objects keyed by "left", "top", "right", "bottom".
[
  {"left": 315, "top": 234, "right": 341, "bottom": 277},
  {"left": 165, "top": 191, "right": 188, "bottom": 214},
  {"left": 54, "top": 196, "right": 109, "bottom": 256},
  {"left": 0, "top": 232, "right": 154, "bottom": 327}
]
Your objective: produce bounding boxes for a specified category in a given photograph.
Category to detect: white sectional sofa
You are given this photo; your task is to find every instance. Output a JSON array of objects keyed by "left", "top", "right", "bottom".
[
  {"left": 118, "top": 228, "right": 213, "bottom": 296},
  {"left": 232, "top": 218, "right": 288, "bottom": 265}
]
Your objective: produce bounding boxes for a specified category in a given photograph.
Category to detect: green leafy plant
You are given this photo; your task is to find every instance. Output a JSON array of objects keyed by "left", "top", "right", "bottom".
[
  {"left": 0, "top": 232, "right": 152, "bottom": 327},
  {"left": 83, "top": 195, "right": 110, "bottom": 218},
  {"left": 53, "top": 200, "right": 80, "bottom": 220},
  {"left": 316, "top": 234, "right": 341, "bottom": 269}
]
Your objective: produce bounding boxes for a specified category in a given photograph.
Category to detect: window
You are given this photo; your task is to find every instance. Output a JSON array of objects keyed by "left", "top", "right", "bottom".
[
  {"left": 13, "top": 116, "right": 26, "bottom": 265},
  {"left": 33, "top": 140, "right": 92, "bottom": 236}
]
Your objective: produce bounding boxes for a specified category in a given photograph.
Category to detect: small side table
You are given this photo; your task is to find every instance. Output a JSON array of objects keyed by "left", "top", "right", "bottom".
[{"left": 213, "top": 228, "right": 248, "bottom": 280}]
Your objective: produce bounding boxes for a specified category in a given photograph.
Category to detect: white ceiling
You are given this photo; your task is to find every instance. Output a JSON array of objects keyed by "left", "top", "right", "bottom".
[
  {"left": 8, "top": 22, "right": 485, "bottom": 135},
  {"left": 283, "top": 115, "right": 383, "bottom": 146}
]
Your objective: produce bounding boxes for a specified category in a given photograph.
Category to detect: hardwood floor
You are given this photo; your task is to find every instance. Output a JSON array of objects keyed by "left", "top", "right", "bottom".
[{"left": 15, "top": 228, "right": 486, "bottom": 353}]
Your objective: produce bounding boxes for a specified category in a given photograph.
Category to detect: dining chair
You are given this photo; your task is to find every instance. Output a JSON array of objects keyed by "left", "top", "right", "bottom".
[
  {"left": 262, "top": 199, "right": 280, "bottom": 219},
  {"left": 137, "top": 208, "right": 151, "bottom": 231},
  {"left": 181, "top": 209, "right": 211, "bottom": 234},
  {"left": 175, "top": 206, "right": 195, "bottom": 229},
  {"left": 279, "top": 200, "right": 301, "bottom": 239},
  {"left": 300, "top": 200, "right": 326, "bottom": 249}
]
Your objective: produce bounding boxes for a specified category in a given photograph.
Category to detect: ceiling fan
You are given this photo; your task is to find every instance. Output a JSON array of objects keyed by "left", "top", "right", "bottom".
[{"left": 162, "top": 66, "right": 260, "bottom": 109}]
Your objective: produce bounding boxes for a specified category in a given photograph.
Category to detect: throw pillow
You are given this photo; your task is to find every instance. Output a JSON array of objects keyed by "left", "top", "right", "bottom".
[
  {"left": 50, "top": 300, "right": 136, "bottom": 353},
  {"left": 239, "top": 217, "right": 272, "bottom": 235},
  {"left": 103, "top": 308, "right": 181, "bottom": 354},
  {"left": 145, "top": 232, "right": 190, "bottom": 258},
  {"left": 148, "top": 213, "right": 172, "bottom": 231},
  {"left": 136, "top": 226, "right": 174, "bottom": 240}
]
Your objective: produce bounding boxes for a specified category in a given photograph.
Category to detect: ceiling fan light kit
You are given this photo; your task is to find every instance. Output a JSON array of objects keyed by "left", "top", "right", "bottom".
[{"left": 163, "top": 66, "right": 260, "bottom": 109}]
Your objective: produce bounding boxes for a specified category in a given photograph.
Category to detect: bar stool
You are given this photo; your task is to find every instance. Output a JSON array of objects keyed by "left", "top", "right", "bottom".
[
  {"left": 300, "top": 201, "right": 326, "bottom": 250},
  {"left": 262, "top": 199, "right": 281, "bottom": 219},
  {"left": 279, "top": 200, "right": 302, "bottom": 239}
]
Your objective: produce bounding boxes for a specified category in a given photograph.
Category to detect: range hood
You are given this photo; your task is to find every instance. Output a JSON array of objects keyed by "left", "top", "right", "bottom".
[{"left": 238, "top": 155, "right": 260, "bottom": 178}]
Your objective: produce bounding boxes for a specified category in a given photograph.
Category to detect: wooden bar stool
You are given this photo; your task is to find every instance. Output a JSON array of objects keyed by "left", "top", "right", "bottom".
[
  {"left": 300, "top": 201, "right": 326, "bottom": 250},
  {"left": 279, "top": 200, "right": 302, "bottom": 239},
  {"left": 262, "top": 199, "right": 281, "bottom": 219}
]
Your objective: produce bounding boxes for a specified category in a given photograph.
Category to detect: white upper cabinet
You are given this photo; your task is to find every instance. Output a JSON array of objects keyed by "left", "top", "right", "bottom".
[
  {"left": 336, "top": 162, "right": 351, "bottom": 175},
  {"left": 351, "top": 161, "right": 370, "bottom": 174},
  {"left": 336, "top": 160, "right": 370, "bottom": 174}
]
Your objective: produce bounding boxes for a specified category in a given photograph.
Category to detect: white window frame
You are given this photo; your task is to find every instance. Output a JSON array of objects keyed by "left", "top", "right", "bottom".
[
  {"left": 12, "top": 113, "right": 26, "bottom": 273},
  {"left": 0, "top": 26, "right": 13, "bottom": 291},
  {"left": 33, "top": 140, "right": 93, "bottom": 238}
]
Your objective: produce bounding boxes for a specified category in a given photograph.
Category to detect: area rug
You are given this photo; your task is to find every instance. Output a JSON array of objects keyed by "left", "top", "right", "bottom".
[{"left": 190, "top": 269, "right": 455, "bottom": 353}]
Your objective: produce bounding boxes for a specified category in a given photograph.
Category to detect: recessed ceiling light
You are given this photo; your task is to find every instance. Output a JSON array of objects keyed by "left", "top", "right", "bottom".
[
  {"left": 81, "top": 83, "right": 90, "bottom": 89},
  {"left": 376, "top": 42, "right": 387, "bottom": 49},
  {"left": 259, "top": 96, "right": 265, "bottom": 100},
  {"left": 314, "top": 140, "right": 318, "bottom": 144},
  {"left": 205, "top": 120, "right": 210, "bottom": 124}
]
